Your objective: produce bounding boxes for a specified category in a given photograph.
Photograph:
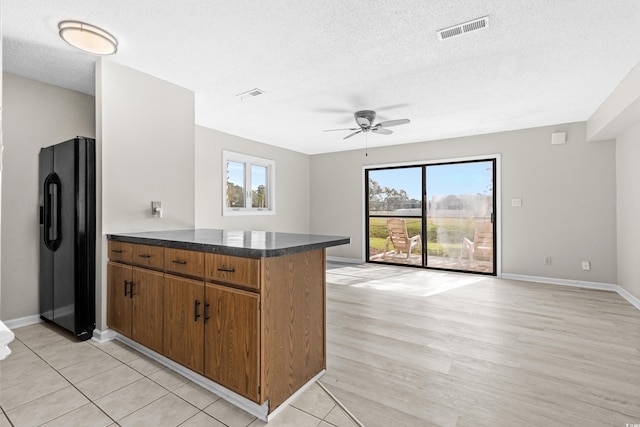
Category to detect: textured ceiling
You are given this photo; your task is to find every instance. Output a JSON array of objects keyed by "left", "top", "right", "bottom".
[{"left": 3, "top": 1, "right": 640, "bottom": 154}]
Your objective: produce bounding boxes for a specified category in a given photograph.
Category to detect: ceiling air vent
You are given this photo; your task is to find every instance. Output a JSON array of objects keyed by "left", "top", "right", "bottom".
[
  {"left": 437, "top": 16, "right": 489, "bottom": 41},
  {"left": 236, "top": 88, "right": 265, "bottom": 100}
]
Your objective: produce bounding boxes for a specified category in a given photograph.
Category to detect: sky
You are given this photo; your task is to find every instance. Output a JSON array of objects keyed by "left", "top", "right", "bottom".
[
  {"left": 227, "top": 162, "right": 267, "bottom": 190},
  {"left": 369, "top": 161, "right": 493, "bottom": 201}
]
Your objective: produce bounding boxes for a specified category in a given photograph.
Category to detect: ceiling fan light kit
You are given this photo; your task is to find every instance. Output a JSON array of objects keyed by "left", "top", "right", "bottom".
[
  {"left": 324, "top": 110, "right": 410, "bottom": 140},
  {"left": 58, "top": 20, "right": 118, "bottom": 55}
]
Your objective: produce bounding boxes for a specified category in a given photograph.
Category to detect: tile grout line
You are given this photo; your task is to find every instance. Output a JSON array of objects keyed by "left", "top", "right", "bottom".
[
  {"left": 317, "top": 381, "right": 364, "bottom": 427},
  {"left": 9, "top": 335, "right": 120, "bottom": 426},
  {"left": 0, "top": 403, "right": 16, "bottom": 427}
]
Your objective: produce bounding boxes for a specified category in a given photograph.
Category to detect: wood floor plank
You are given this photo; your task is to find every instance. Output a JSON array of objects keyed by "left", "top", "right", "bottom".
[{"left": 323, "top": 263, "right": 640, "bottom": 426}]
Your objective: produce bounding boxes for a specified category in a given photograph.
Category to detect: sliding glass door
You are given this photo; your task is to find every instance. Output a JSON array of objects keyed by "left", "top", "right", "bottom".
[
  {"left": 367, "top": 167, "right": 424, "bottom": 266},
  {"left": 366, "top": 159, "right": 496, "bottom": 274}
]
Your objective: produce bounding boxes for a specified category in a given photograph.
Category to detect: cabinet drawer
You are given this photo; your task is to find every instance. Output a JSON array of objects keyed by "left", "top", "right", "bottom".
[
  {"left": 108, "top": 241, "right": 133, "bottom": 263},
  {"left": 205, "top": 254, "right": 260, "bottom": 291},
  {"left": 165, "top": 248, "right": 204, "bottom": 278},
  {"left": 132, "top": 244, "right": 164, "bottom": 269}
]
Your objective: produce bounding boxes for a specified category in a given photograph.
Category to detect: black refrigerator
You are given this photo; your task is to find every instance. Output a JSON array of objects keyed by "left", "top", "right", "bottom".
[{"left": 39, "top": 137, "right": 96, "bottom": 341}]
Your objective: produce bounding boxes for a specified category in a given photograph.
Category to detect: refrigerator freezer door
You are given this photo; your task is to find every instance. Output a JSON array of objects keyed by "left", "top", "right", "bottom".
[{"left": 51, "top": 139, "right": 78, "bottom": 333}]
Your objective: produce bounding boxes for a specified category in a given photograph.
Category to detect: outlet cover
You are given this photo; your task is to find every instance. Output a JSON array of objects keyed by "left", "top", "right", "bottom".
[
  {"left": 544, "top": 256, "right": 551, "bottom": 265},
  {"left": 581, "top": 261, "right": 590, "bottom": 271},
  {"left": 512, "top": 198, "right": 522, "bottom": 207}
]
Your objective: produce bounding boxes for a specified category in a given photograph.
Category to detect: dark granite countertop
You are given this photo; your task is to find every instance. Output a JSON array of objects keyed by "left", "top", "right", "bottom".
[{"left": 107, "top": 229, "right": 350, "bottom": 258}]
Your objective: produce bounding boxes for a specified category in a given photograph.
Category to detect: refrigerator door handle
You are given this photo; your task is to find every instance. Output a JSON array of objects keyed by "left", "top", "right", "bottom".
[
  {"left": 43, "top": 173, "right": 62, "bottom": 251},
  {"left": 50, "top": 182, "right": 58, "bottom": 242}
]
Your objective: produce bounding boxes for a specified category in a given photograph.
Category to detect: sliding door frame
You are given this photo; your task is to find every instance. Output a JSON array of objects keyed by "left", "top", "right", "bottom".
[{"left": 362, "top": 154, "right": 501, "bottom": 276}]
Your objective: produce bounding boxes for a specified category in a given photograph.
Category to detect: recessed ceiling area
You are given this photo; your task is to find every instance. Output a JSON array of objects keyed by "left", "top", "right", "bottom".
[{"left": 3, "top": 1, "right": 640, "bottom": 155}]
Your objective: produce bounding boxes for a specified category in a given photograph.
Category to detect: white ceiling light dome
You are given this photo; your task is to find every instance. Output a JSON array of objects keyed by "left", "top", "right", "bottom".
[{"left": 58, "top": 20, "right": 118, "bottom": 55}]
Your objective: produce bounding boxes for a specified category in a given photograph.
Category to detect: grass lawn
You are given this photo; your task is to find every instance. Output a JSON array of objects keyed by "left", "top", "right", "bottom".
[{"left": 368, "top": 216, "right": 489, "bottom": 257}]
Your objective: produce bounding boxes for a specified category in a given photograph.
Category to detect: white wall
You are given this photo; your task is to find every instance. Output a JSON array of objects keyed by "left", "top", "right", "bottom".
[
  {"left": 195, "top": 126, "right": 310, "bottom": 233},
  {"left": 589, "top": 60, "right": 640, "bottom": 301},
  {"left": 97, "top": 60, "right": 195, "bottom": 329},
  {"left": 1, "top": 73, "right": 95, "bottom": 321},
  {"left": 616, "top": 122, "right": 640, "bottom": 299},
  {"left": 99, "top": 60, "right": 195, "bottom": 233},
  {"left": 0, "top": 14, "right": 4, "bottom": 316},
  {"left": 311, "top": 122, "right": 618, "bottom": 284}
]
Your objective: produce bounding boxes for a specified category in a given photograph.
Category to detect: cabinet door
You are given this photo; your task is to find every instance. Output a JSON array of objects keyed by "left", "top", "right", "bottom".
[
  {"left": 131, "top": 267, "right": 164, "bottom": 353},
  {"left": 164, "top": 275, "right": 205, "bottom": 374},
  {"left": 204, "top": 284, "right": 260, "bottom": 402},
  {"left": 107, "top": 262, "right": 132, "bottom": 337}
]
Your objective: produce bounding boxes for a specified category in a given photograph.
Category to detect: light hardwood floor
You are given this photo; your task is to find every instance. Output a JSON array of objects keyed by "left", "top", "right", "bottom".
[{"left": 322, "top": 263, "right": 640, "bottom": 427}]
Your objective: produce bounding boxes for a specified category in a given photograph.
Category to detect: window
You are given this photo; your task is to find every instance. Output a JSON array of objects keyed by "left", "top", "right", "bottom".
[{"left": 223, "top": 150, "right": 275, "bottom": 216}]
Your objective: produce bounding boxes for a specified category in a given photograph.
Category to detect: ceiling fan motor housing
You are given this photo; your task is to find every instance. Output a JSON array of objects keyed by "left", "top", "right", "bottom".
[{"left": 355, "top": 110, "right": 376, "bottom": 128}]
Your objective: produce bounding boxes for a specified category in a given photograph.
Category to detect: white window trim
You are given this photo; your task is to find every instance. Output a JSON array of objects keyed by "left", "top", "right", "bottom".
[{"left": 222, "top": 150, "right": 276, "bottom": 216}]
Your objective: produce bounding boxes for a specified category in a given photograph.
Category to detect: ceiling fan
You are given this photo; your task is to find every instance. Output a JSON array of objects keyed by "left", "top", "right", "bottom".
[{"left": 324, "top": 110, "right": 410, "bottom": 140}]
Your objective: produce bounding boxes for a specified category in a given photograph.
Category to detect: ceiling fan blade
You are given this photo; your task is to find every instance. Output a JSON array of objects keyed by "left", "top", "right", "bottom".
[
  {"left": 323, "top": 127, "right": 359, "bottom": 132},
  {"left": 377, "top": 118, "right": 410, "bottom": 128},
  {"left": 343, "top": 130, "right": 363, "bottom": 140},
  {"left": 371, "top": 127, "right": 393, "bottom": 135}
]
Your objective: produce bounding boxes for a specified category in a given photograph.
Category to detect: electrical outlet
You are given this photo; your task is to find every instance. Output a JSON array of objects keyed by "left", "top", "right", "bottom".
[
  {"left": 543, "top": 256, "right": 551, "bottom": 265},
  {"left": 511, "top": 198, "right": 522, "bottom": 207},
  {"left": 581, "top": 261, "right": 590, "bottom": 271}
]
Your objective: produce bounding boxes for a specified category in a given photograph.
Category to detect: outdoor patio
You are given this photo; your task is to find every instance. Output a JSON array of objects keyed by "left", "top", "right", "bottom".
[{"left": 369, "top": 251, "right": 493, "bottom": 273}]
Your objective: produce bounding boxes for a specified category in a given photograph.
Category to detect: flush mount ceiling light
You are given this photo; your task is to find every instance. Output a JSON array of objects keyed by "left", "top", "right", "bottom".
[{"left": 58, "top": 20, "right": 118, "bottom": 55}]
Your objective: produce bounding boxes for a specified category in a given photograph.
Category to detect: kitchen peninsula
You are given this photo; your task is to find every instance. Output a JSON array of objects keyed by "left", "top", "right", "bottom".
[{"left": 106, "top": 229, "right": 350, "bottom": 421}]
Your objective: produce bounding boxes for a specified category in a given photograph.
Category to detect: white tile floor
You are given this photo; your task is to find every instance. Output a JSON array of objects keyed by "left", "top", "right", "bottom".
[{"left": 0, "top": 322, "right": 361, "bottom": 427}]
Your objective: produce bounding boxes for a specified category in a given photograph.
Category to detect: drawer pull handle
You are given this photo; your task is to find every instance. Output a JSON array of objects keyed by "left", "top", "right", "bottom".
[
  {"left": 217, "top": 267, "right": 235, "bottom": 273},
  {"left": 172, "top": 260, "right": 187, "bottom": 265},
  {"left": 204, "top": 303, "right": 210, "bottom": 323},
  {"left": 194, "top": 300, "right": 201, "bottom": 321},
  {"left": 112, "top": 249, "right": 123, "bottom": 254},
  {"left": 138, "top": 254, "right": 151, "bottom": 258}
]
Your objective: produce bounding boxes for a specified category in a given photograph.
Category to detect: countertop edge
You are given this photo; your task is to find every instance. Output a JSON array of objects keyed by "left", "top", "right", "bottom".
[{"left": 107, "top": 231, "right": 351, "bottom": 258}]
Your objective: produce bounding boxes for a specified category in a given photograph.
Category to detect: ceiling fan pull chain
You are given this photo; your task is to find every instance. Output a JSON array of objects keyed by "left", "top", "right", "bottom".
[{"left": 365, "top": 132, "right": 368, "bottom": 157}]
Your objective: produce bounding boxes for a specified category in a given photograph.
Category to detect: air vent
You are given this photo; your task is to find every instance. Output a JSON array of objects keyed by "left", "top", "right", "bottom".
[
  {"left": 437, "top": 16, "right": 489, "bottom": 41},
  {"left": 236, "top": 88, "right": 265, "bottom": 100}
]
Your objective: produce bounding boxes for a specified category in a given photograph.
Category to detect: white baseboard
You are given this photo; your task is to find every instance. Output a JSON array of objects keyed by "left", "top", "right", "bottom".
[
  {"left": 92, "top": 328, "right": 117, "bottom": 343},
  {"left": 616, "top": 286, "right": 640, "bottom": 311},
  {"left": 114, "top": 334, "right": 270, "bottom": 421},
  {"left": 327, "top": 256, "right": 363, "bottom": 264},
  {"left": 2, "top": 315, "right": 42, "bottom": 330},
  {"left": 501, "top": 273, "right": 640, "bottom": 311},
  {"left": 266, "top": 370, "right": 326, "bottom": 421}
]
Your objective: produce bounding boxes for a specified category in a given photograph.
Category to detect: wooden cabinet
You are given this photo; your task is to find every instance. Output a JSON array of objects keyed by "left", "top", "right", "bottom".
[
  {"left": 130, "top": 267, "right": 164, "bottom": 353},
  {"left": 204, "top": 283, "right": 260, "bottom": 401},
  {"left": 163, "top": 274, "right": 205, "bottom": 374},
  {"left": 107, "top": 261, "right": 132, "bottom": 336},
  {"left": 165, "top": 248, "right": 204, "bottom": 278},
  {"left": 205, "top": 253, "right": 260, "bottom": 290},
  {"left": 107, "top": 253, "right": 164, "bottom": 354},
  {"left": 132, "top": 244, "right": 164, "bottom": 269},
  {"left": 109, "top": 241, "right": 133, "bottom": 264},
  {"left": 107, "top": 236, "right": 328, "bottom": 415},
  {"left": 162, "top": 275, "right": 260, "bottom": 398}
]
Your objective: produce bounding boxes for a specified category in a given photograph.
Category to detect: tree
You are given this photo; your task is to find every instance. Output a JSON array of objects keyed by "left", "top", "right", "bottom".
[
  {"left": 368, "top": 178, "right": 420, "bottom": 211},
  {"left": 226, "top": 181, "right": 244, "bottom": 207},
  {"left": 252, "top": 185, "right": 266, "bottom": 208}
]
